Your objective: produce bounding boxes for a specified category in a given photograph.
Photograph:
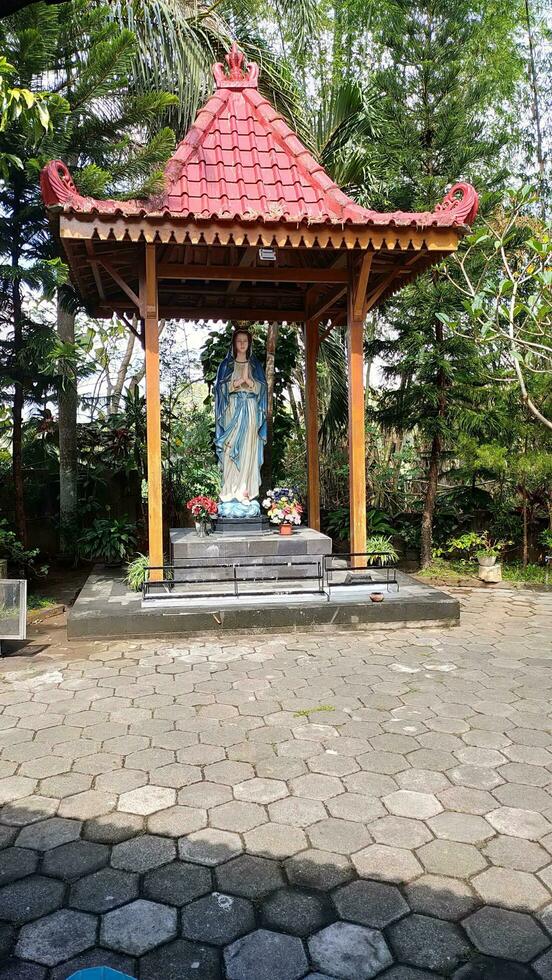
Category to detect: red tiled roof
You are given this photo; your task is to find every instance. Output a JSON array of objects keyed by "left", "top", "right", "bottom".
[{"left": 41, "top": 43, "right": 478, "bottom": 230}]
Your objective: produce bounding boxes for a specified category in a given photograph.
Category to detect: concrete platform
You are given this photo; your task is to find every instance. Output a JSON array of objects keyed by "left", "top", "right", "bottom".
[
  {"left": 170, "top": 525, "right": 333, "bottom": 558},
  {"left": 67, "top": 566, "right": 459, "bottom": 639}
]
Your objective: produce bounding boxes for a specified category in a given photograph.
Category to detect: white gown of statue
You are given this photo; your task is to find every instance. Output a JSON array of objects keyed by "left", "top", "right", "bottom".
[{"left": 220, "top": 361, "right": 261, "bottom": 503}]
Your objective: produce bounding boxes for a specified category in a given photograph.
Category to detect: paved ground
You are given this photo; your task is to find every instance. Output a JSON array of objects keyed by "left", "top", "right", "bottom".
[{"left": 0, "top": 587, "right": 550, "bottom": 979}]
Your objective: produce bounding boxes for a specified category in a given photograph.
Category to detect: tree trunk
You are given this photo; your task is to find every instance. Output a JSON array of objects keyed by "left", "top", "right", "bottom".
[
  {"left": 11, "top": 190, "right": 26, "bottom": 547},
  {"left": 262, "top": 321, "right": 279, "bottom": 492},
  {"left": 524, "top": 0, "right": 546, "bottom": 219},
  {"left": 522, "top": 487, "right": 528, "bottom": 567},
  {"left": 420, "top": 319, "right": 446, "bottom": 568},
  {"left": 57, "top": 300, "right": 78, "bottom": 555},
  {"left": 110, "top": 318, "right": 137, "bottom": 413},
  {"left": 420, "top": 432, "right": 442, "bottom": 568}
]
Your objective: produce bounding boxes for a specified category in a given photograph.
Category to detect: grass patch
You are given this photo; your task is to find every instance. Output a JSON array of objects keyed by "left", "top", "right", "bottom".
[
  {"left": 27, "top": 594, "right": 57, "bottom": 610},
  {"left": 417, "top": 558, "right": 549, "bottom": 586},
  {"left": 294, "top": 705, "right": 335, "bottom": 718}
]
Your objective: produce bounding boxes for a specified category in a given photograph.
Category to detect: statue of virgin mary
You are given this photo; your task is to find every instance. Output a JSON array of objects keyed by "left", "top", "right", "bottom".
[{"left": 215, "top": 329, "right": 267, "bottom": 518}]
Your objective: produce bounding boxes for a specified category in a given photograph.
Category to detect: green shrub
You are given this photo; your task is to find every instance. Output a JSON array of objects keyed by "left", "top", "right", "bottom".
[{"left": 78, "top": 518, "right": 136, "bottom": 564}]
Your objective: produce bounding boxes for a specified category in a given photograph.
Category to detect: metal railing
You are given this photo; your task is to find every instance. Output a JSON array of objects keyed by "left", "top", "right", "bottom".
[{"left": 143, "top": 555, "right": 326, "bottom": 602}]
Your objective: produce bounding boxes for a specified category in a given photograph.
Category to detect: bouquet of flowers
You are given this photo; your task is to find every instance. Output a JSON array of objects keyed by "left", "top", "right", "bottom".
[
  {"left": 262, "top": 487, "right": 303, "bottom": 526},
  {"left": 186, "top": 495, "right": 218, "bottom": 522}
]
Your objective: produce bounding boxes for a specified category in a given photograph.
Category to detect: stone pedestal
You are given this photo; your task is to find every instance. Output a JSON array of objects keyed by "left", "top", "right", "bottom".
[{"left": 170, "top": 526, "right": 332, "bottom": 583}]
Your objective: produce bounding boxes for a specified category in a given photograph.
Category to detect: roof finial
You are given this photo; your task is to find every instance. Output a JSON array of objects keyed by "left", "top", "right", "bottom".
[
  {"left": 227, "top": 42, "right": 245, "bottom": 80},
  {"left": 213, "top": 41, "right": 259, "bottom": 89}
]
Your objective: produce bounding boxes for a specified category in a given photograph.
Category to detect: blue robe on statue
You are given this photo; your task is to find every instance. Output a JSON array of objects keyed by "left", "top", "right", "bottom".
[{"left": 215, "top": 348, "right": 267, "bottom": 518}]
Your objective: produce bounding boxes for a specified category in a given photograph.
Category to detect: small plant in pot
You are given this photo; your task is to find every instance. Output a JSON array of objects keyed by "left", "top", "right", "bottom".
[
  {"left": 262, "top": 487, "right": 303, "bottom": 535},
  {"left": 78, "top": 517, "right": 137, "bottom": 567}
]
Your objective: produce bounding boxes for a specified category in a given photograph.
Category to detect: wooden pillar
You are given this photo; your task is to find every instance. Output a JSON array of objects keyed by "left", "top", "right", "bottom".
[
  {"left": 347, "top": 280, "right": 367, "bottom": 565},
  {"left": 144, "top": 244, "right": 163, "bottom": 581},
  {"left": 304, "top": 318, "right": 321, "bottom": 531}
]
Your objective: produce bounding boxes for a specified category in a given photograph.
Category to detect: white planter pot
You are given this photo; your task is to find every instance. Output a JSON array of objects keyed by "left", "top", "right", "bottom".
[{"left": 478, "top": 555, "right": 496, "bottom": 568}]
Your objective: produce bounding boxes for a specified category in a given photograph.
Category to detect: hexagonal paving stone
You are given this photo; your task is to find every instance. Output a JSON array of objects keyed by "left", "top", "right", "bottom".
[
  {"left": 369, "top": 816, "right": 431, "bottom": 850},
  {"left": 118, "top": 785, "right": 175, "bottom": 815},
  {"left": 204, "top": 761, "right": 255, "bottom": 785},
  {"left": 395, "top": 769, "right": 450, "bottom": 794},
  {"left": 0, "top": 961, "right": 47, "bottom": 980},
  {"left": 416, "top": 839, "right": 487, "bottom": 878},
  {"left": 42, "top": 840, "right": 109, "bottom": 881},
  {"left": 82, "top": 812, "right": 144, "bottom": 845},
  {"left": 101, "top": 898, "right": 177, "bottom": 955},
  {"left": 15, "top": 817, "right": 81, "bottom": 851},
  {"left": 484, "top": 835, "right": 550, "bottom": 872},
  {"left": 486, "top": 807, "right": 550, "bottom": 840},
  {"left": 147, "top": 804, "right": 207, "bottom": 837},
  {"left": 383, "top": 790, "right": 442, "bottom": 819},
  {"left": 309, "top": 921, "right": 393, "bottom": 979},
  {"left": 56, "top": 787, "right": 117, "bottom": 819},
  {"left": 307, "top": 754, "right": 360, "bottom": 778},
  {"left": 290, "top": 773, "right": 344, "bottom": 800},
  {"left": 404, "top": 873, "right": 478, "bottom": 921},
  {"left": 38, "top": 773, "right": 93, "bottom": 799},
  {"left": 268, "top": 796, "right": 326, "bottom": 827},
  {"left": 143, "top": 860, "right": 211, "bottom": 905},
  {"left": 437, "top": 786, "right": 497, "bottom": 815},
  {"left": 216, "top": 854, "right": 284, "bottom": 899},
  {"left": 464, "top": 906, "right": 549, "bottom": 961},
  {"left": 178, "top": 827, "right": 243, "bottom": 868},
  {"left": 234, "top": 778, "right": 288, "bottom": 804},
  {"left": 210, "top": 801, "right": 267, "bottom": 833},
  {"left": 285, "top": 849, "right": 354, "bottom": 890},
  {"left": 244, "top": 823, "right": 308, "bottom": 860},
  {"left": 534, "top": 950, "right": 552, "bottom": 980},
  {"left": 352, "top": 844, "right": 423, "bottom": 884},
  {"left": 139, "top": 938, "right": 221, "bottom": 980},
  {"left": 15, "top": 909, "right": 96, "bottom": 966},
  {"left": 427, "top": 811, "right": 494, "bottom": 844},
  {"left": 69, "top": 867, "right": 138, "bottom": 912},
  {"left": 124, "top": 748, "right": 174, "bottom": 770},
  {"left": 226, "top": 929, "right": 309, "bottom": 980},
  {"left": 111, "top": 833, "right": 175, "bottom": 872},
  {"left": 308, "top": 818, "right": 372, "bottom": 855},
  {"left": 388, "top": 913, "right": 472, "bottom": 974},
  {"left": 326, "top": 793, "right": 385, "bottom": 824},
  {"left": 262, "top": 887, "right": 333, "bottom": 937},
  {"left": 472, "top": 866, "right": 550, "bottom": 912},
  {"left": 357, "top": 751, "right": 410, "bottom": 776},
  {"left": 0, "top": 847, "right": 37, "bottom": 886},
  {"left": 0, "top": 875, "right": 64, "bottom": 923},
  {"left": 177, "top": 782, "right": 232, "bottom": 808},
  {"left": 333, "top": 879, "right": 409, "bottom": 929},
  {"left": 181, "top": 892, "right": 255, "bottom": 945}
]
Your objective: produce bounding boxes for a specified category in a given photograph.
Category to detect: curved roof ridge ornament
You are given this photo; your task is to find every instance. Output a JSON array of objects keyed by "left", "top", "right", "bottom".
[
  {"left": 213, "top": 41, "right": 259, "bottom": 89},
  {"left": 435, "top": 182, "right": 479, "bottom": 225}
]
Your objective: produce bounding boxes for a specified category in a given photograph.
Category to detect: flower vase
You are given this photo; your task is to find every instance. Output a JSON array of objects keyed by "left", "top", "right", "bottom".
[
  {"left": 279, "top": 523, "right": 293, "bottom": 536},
  {"left": 195, "top": 521, "right": 208, "bottom": 538}
]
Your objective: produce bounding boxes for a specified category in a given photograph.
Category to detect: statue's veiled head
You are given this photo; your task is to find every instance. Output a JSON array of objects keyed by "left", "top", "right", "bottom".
[{"left": 232, "top": 329, "right": 253, "bottom": 361}]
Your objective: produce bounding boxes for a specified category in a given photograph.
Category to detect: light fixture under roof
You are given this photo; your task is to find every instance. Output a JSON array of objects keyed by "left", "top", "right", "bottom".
[{"left": 258, "top": 247, "right": 276, "bottom": 262}]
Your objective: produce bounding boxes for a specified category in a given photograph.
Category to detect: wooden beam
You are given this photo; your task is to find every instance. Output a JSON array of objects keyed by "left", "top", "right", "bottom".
[
  {"left": 304, "top": 318, "right": 321, "bottom": 532},
  {"left": 95, "top": 258, "right": 140, "bottom": 308},
  {"left": 144, "top": 244, "right": 163, "bottom": 582},
  {"left": 85, "top": 241, "right": 105, "bottom": 300},
  {"left": 308, "top": 286, "right": 347, "bottom": 322},
  {"left": 352, "top": 251, "right": 374, "bottom": 320},
  {"left": 227, "top": 246, "right": 256, "bottom": 294},
  {"left": 347, "top": 273, "right": 367, "bottom": 567},
  {"left": 97, "top": 304, "right": 305, "bottom": 322},
  {"left": 157, "top": 263, "right": 349, "bottom": 284}
]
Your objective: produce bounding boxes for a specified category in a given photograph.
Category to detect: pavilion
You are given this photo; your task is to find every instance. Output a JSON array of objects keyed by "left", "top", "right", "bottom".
[{"left": 40, "top": 43, "right": 478, "bottom": 580}]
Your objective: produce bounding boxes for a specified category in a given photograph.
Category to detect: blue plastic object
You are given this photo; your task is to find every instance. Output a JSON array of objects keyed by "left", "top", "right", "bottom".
[{"left": 67, "top": 969, "right": 136, "bottom": 980}]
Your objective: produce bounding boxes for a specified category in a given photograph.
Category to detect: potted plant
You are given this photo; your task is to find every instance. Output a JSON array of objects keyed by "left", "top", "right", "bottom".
[
  {"left": 186, "top": 495, "right": 218, "bottom": 537},
  {"left": 365, "top": 535, "right": 399, "bottom": 566},
  {"left": 78, "top": 517, "right": 137, "bottom": 567},
  {"left": 474, "top": 532, "right": 509, "bottom": 568},
  {"left": 262, "top": 487, "right": 303, "bottom": 535}
]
